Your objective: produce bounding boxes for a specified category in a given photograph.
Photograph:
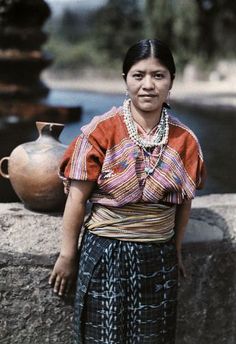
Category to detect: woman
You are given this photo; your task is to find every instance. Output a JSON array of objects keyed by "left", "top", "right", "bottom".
[{"left": 49, "top": 39, "right": 206, "bottom": 343}]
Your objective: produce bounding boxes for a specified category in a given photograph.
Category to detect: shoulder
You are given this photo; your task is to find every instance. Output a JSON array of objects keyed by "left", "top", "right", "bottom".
[
  {"left": 79, "top": 106, "right": 127, "bottom": 150},
  {"left": 168, "top": 112, "right": 203, "bottom": 159},
  {"left": 169, "top": 113, "right": 197, "bottom": 140},
  {"left": 81, "top": 106, "right": 123, "bottom": 137}
]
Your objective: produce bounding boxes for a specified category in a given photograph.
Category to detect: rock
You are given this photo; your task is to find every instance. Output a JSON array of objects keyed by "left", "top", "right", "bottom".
[{"left": 0, "top": 196, "right": 236, "bottom": 343}]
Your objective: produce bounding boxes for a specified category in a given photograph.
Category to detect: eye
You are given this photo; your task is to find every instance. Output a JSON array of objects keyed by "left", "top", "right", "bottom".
[
  {"left": 154, "top": 73, "right": 165, "bottom": 79},
  {"left": 133, "top": 73, "right": 143, "bottom": 80}
]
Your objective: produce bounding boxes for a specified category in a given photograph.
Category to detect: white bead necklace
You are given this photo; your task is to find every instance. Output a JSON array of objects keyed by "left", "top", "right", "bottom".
[
  {"left": 123, "top": 98, "right": 169, "bottom": 175},
  {"left": 123, "top": 98, "right": 169, "bottom": 148}
]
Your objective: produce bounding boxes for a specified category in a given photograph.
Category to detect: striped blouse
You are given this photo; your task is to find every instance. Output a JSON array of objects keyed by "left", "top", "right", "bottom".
[{"left": 60, "top": 106, "right": 206, "bottom": 206}]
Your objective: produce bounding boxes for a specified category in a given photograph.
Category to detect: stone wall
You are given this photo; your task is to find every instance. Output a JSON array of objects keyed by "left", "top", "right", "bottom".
[{"left": 0, "top": 194, "right": 236, "bottom": 343}]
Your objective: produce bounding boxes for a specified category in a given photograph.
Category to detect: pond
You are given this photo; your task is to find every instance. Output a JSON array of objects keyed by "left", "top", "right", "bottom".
[{"left": 1, "top": 89, "right": 235, "bottom": 201}]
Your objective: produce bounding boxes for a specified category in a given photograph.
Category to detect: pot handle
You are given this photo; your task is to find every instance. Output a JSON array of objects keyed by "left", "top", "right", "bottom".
[{"left": 0, "top": 157, "right": 10, "bottom": 179}]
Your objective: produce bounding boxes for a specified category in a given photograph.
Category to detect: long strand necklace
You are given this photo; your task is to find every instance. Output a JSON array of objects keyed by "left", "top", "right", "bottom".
[
  {"left": 123, "top": 98, "right": 169, "bottom": 148},
  {"left": 142, "top": 146, "right": 165, "bottom": 175},
  {"left": 123, "top": 98, "right": 169, "bottom": 175}
]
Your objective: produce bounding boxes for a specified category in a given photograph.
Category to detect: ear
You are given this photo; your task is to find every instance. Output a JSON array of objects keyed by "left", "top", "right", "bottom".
[{"left": 169, "top": 79, "right": 174, "bottom": 90}]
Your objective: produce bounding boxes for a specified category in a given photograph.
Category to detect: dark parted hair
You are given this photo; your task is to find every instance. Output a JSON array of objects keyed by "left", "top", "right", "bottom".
[{"left": 122, "top": 39, "right": 176, "bottom": 81}]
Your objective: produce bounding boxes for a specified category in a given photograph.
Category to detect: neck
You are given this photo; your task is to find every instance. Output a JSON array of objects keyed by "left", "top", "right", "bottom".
[{"left": 130, "top": 102, "right": 163, "bottom": 132}]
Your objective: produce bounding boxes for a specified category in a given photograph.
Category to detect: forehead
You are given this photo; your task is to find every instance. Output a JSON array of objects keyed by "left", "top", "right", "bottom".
[{"left": 129, "top": 57, "right": 168, "bottom": 72}]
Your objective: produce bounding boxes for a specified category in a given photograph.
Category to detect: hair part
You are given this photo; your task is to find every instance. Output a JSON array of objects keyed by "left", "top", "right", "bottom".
[{"left": 122, "top": 39, "right": 176, "bottom": 81}]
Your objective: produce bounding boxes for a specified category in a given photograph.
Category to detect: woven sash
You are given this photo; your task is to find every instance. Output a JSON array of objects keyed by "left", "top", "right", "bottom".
[{"left": 85, "top": 203, "right": 176, "bottom": 243}]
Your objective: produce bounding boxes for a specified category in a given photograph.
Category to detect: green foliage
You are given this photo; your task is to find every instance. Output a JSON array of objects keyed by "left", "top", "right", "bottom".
[
  {"left": 92, "top": 0, "right": 144, "bottom": 62},
  {"left": 44, "top": 0, "right": 236, "bottom": 75},
  {"left": 195, "top": 0, "right": 236, "bottom": 59},
  {"left": 144, "top": 0, "right": 236, "bottom": 71},
  {"left": 172, "top": 0, "right": 199, "bottom": 69},
  {"left": 145, "top": 0, "right": 175, "bottom": 44},
  {"left": 58, "top": 9, "right": 80, "bottom": 43},
  {"left": 145, "top": 0, "right": 199, "bottom": 71},
  {"left": 45, "top": 38, "right": 106, "bottom": 70}
]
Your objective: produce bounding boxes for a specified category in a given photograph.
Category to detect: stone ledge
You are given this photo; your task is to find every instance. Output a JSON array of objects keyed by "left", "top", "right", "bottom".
[
  {"left": 0, "top": 202, "right": 62, "bottom": 257},
  {"left": 1, "top": 194, "right": 236, "bottom": 256},
  {"left": 0, "top": 194, "right": 236, "bottom": 343}
]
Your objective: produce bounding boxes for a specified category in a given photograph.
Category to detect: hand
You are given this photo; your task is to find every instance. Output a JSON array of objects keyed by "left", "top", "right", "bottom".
[
  {"left": 177, "top": 250, "right": 187, "bottom": 279},
  {"left": 49, "top": 254, "right": 78, "bottom": 296}
]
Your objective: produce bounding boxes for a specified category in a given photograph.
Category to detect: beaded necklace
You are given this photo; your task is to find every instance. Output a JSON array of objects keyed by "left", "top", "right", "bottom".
[
  {"left": 123, "top": 98, "right": 169, "bottom": 175},
  {"left": 123, "top": 98, "right": 169, "bottom": 148}
]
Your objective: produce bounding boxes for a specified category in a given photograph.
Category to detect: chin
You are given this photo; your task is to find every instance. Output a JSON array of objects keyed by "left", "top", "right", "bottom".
[
  {"left": 131, "top": 98, "right": 162, "bottom": 113},
  {"left": 140, "top": 104, "right": 160, "bottom": 112}
]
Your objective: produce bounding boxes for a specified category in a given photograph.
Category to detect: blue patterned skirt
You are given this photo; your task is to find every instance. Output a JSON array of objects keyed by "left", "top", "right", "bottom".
[{"left": 73, "top": 231, "right": 178, "bottom": 344}]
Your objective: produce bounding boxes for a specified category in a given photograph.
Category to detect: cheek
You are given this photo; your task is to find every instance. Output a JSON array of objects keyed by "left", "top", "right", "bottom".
[
  {"left": 127, "top": 83, "right": 139, "bottom": 94},
  {"left": 126, "top": 77, "right": 140, "bottom": 91},
  {"left": 159, "top": 82, "right": 171, "bottom": 96}
]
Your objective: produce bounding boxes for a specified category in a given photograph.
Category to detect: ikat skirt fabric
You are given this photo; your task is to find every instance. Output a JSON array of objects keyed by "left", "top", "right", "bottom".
[{"left": 73, "top": 231, "right": 178, "bottom": 344}]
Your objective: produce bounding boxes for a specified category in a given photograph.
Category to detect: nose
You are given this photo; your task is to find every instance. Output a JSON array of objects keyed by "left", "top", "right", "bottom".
[{"left": 142, "top": 75, "right": 154, "bottom": 90}]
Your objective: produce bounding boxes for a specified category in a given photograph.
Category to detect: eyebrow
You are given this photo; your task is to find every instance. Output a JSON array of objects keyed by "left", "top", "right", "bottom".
[{"left": 131, "top": 69, "right": 168, "bottom": 73}]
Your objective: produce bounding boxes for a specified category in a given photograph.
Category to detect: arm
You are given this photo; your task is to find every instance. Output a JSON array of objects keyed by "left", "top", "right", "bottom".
[
  {"left": 174, "top": 199, "right": 192, "bottom": 278},
  {"left": 49, "top": 180, "right": 95, "bottom": 296}
]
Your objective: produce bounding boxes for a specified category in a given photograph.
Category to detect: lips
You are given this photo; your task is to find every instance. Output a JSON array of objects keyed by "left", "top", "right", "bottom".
[{"left": 139, "top": 94, "right": 157, "bottom": 97}]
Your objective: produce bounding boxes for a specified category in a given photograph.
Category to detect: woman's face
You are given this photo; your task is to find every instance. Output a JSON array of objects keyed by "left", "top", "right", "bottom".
[{"left": 125, "top": 57, "right": 172, "bottom": 116}]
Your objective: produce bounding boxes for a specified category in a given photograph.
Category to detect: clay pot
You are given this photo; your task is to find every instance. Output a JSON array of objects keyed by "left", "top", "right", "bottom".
[{"left": 0, "top": 121, "right": 67, "bottom": 212}]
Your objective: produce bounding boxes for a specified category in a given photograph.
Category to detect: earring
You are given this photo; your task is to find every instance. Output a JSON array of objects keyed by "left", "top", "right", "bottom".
[
  {"left": 166, "top": 91, "right": 171, "bottom": 106},
  {"left": 125, "top": 89, "right": 129, "bottom": 100}
]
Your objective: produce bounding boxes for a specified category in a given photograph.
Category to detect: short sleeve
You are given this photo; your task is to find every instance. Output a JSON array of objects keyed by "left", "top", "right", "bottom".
[
  {"left": 182, "top": 136, "right": 207, "bottom": 197},
  {"left": 59, "top": 133, "right": 104, "bottom": 183},
  {"left": 195, "top": 153, "right": 207, "bottom": 190}
]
